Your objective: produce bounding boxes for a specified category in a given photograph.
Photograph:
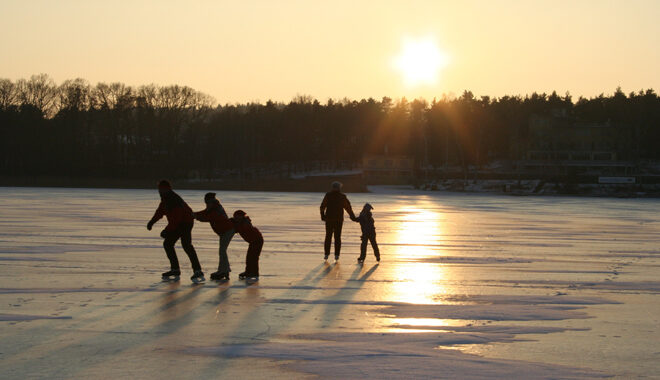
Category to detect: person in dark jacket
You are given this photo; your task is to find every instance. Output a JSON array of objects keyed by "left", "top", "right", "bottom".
[
  {"left": 147, "top": 180, "right": 204, "bottom": 282},
  {"left": 319, "top": 181, "right": 356, "bottom": 261},
  {"left": 354, "top": 203, "right": 380, "bottom": 263},
  {"left": 229, "top": 210, "right": 263, "bottom": 281},
  {"left": 193, "top": 192, "right": 234, "bottom": 281}
]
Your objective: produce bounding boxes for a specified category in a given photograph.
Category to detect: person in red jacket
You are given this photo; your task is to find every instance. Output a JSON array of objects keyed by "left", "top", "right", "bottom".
[
  {"left": 193, "top": 192, "right": 234, "bottom": 281},
  {"left": 230, "top": 209, "right": 263, "bottom": 281},
  {"left": 320, "top": 181, "right": 356, "bottom": 261},
  {"left": 147, "top": 180, "right": 204, "bottom": 282}
]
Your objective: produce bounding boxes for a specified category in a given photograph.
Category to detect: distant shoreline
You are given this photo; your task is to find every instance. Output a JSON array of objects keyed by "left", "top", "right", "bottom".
[
  {"left": 0, "top": 175, "right": 370, "bottom": 193},
  {"left": 1, "top": 176, "right": 659, "bottom": 198}
]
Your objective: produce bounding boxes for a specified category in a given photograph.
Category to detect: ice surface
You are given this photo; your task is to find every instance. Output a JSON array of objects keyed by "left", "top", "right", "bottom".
[{"left": 0, "top": 186, "right": 659, "bottom": 379}]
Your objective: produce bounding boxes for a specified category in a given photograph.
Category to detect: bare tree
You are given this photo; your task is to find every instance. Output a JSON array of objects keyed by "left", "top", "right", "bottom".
[
  {"left": 58, "top": 78, "right": 92, "bottom": 112},
  {"left": 16, "top": 74, "right": 58, "bottom": 116},
  {"left": 0, "top": 79, "right": 18, "bottom": 109}
]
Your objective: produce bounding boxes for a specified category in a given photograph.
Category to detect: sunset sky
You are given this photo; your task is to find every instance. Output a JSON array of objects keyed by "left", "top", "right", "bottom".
[{"left": 1, "top": 0, "right": 659, "bottom": 104}]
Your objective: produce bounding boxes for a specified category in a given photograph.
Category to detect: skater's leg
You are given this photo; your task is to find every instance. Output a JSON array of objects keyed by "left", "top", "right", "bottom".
[
  {"left": 218, "top": 229, "right": 234, "bottom": 273},
  {"left": 334, "top": 220, "right": 343, "bottom": 258},
  {"left": 359, "top": 236, "right": 367, "bottom": 261},
  {"left": 179, "top": 222, "right": 202, "bottom": 272},
  {"left": 324, "top": 222, "right": 333, "bottom": 257},
  {"left": 245, "top": 238, "right": 263, "bottom": 276},
  {"left": 163, "top": 234, "right": 181, "bottom": 272},
  {"left": 370, "top": 235, "right": 380, "bottom": 261}
]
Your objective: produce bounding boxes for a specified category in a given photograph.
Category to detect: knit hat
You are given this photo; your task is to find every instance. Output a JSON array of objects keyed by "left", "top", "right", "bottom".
[
  {"left": 157, "top": 179, "right": 172, "bottom": 190},
  {"left": 204, "top": 192, "right": 216, "bottom": 202}
]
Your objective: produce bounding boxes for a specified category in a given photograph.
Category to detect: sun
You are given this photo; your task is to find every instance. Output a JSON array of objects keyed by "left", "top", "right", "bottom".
[{"left": 394, "top": 37, "right": 449, "bottom": 87}]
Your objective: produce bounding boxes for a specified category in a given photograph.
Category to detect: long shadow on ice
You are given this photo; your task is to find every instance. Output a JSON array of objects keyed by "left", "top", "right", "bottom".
[
  {"left": 319, "top": 264, "right": 379, "bottom": 328},
  {"left": 193, "top": 262, "right": 350, "bottom": 377},
  {"left": 0, "top": 283, "right": 219, "bottom": 378}
]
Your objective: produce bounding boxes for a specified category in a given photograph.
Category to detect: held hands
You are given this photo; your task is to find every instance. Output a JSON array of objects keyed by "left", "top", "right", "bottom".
[{"left": 350, "top": 216, "right": 358, "bottom": 222}]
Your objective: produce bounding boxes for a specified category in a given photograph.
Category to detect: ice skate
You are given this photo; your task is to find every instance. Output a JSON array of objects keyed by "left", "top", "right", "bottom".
[
  {"left": 239, "top": 272, "right": 258, "bottom": 283},
  {"left": 190, "top": 270, "right": 205, "bottom": 283},
  {"left": 245, "top": 276, "right": 259, "bottom": 284},
  {"left": 210, "top": 271, "right": 229, "bottom": 281},
  {"left": 357, "top": 258, "right": 364, "bottom": 264},
  {"left": 161, "top": 269, "right": 181, "bottom": 281},
  {"left": 324, "top": 254, "right": 329, "bottom": 261}
]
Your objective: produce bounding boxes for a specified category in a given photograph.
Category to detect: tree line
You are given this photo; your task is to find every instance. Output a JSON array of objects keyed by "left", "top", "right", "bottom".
[{"left": 1, "top": 74, "right": 658, "bottom": 180}]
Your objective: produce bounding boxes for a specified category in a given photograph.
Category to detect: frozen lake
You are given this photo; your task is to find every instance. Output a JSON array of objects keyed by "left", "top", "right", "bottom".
[{"left": 0, "top": 186, "right": 659, "bottom": 379}]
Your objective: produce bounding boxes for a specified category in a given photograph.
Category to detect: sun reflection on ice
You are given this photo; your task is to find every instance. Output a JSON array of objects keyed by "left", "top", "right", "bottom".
[{"left": 385, "top": 205, "right": 454, "bottom": 306}]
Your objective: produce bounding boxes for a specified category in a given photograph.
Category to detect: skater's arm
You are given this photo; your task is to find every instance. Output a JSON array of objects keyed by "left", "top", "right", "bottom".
[
  {"left": 343, "top": 197, "right": 356, "bottom": 220},
  {"left": 193, "top": 209, "right": 210, "bottom": 222},
  {"left": 320, "top": 194, "right": 328, "bottom": 221},
  {"left": 147, "top": 202, "right": 165, "bottom": 230}
]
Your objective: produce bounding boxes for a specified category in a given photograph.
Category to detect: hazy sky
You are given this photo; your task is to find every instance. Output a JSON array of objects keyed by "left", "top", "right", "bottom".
[{"left": 1, "top": 0, "right": 659, "bottom": 104}]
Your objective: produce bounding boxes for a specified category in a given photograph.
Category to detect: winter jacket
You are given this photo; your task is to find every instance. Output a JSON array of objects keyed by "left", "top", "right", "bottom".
[
  {"left": 356, "top": 210, "right": 376, "bottom": 236},
  {"left": 230, "top": 216, "right": 263, "bottom": 243},
  {"left": 193, "top": 200, "right": 233, "bottom": 235},
  {"left": 320, "top": 190, "right": 356, "bottom": 221},
  {"left": 149, "top": 190, "right": 194, "bottom": 231}
]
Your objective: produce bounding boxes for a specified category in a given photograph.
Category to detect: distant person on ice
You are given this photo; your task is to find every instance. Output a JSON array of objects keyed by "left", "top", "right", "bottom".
[
  {"left": 193, "top": 192, "right": 234, "bottom": 281},
  {"left": 229, "top": 210, "right": 263, "bottom": 282},
  {"left": 146, "top": 180, "right": 205, "bottom": 283},
  {"left": 320, "top": 181, "right": 356, "bottom": 261},
  {"left": 353, "top": 203, "right": 380, "bottom": 264}
]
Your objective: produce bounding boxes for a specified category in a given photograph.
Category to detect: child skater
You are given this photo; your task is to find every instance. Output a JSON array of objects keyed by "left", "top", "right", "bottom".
[
  {"left": 354, "top": 203, "right": 380, "bottom": 264},
  {"left": 229, "top": 210, "right": 263, "bottom": 282}
]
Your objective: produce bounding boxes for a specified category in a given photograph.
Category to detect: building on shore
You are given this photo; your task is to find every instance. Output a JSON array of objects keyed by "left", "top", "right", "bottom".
[
  {"left": 362, "top": 154, "right": 414, "bottom": 184},
  {"left": 517, "top": 113, "right": 637, "bottom": 177}
]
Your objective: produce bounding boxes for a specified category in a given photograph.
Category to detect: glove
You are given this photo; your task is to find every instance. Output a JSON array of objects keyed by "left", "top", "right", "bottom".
[
  {"left": 160, "top": 229, "right": 169, "bottom": 238},
  {"left": 147, "top": 221, "right": 154, "bottom": 230},
  {"left": 321, "top": 214, "right": 326, "bottom": 221}
]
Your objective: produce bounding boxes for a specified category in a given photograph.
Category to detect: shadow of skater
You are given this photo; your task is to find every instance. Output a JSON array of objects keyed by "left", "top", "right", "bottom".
[
  {"left": 147, "top": 180, "right": 204, "bottom": 283},
  {"left": 320, "top": 181, "right": 356, "bottom": 262},
  {"left": 320, "top": 264, "right": 379, "bottom": 327}
]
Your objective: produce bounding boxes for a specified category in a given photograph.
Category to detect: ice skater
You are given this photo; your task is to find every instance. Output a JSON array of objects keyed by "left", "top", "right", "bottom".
[
  {"left": 193, "top": 192, "right": 234, "bottom": 281},
  {"left": 320, "top": 181, "right": 356, "bottom": 261},
  {"left": 229, "top": 210, "right": 263, "bottom": 282},
  {"left": 353, "top": 203, "right": 380, "bottom": 264},
  {"left": 147, "top": 180, "right": 205, "bottom": 283}
]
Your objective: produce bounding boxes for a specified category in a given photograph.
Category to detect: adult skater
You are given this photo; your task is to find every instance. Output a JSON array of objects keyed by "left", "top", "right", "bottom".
[
  {"left": 147, "top": 180, "right": 204, "bottom": 283},
  {"left": 354, "top": 203, "right": 381, "bottom": 263},
  {"left": 229, "top": 210, "right": 263, "bottom": 282},
  {"left": 193, "top": 192, "right": 234, "bottom": 281},
  {"left": 320, "top": 181, "right": 356, "bottom": 261}
]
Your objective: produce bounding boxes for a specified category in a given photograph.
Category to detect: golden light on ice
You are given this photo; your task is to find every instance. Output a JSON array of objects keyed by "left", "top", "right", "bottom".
[
  {"left": 385, "top": 205, "right": 452, "bottom": 305},
  {"left": 394, "top": 37, "right": 449, "bottom": 87}
]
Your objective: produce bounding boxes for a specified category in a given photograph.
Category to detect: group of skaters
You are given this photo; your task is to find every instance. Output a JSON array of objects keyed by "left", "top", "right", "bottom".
[{"left": 147, "top": 180, "right": 380, "bottom": 284}]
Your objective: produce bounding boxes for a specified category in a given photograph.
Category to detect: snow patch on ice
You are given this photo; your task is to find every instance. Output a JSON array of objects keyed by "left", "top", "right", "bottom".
[{"left": 185, "top": 332, "right": 608, "bottom": 379}]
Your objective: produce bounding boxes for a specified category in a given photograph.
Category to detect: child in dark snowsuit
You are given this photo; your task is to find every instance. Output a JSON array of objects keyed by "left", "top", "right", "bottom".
[
  {"left": 354, "top": 203, "right": 380, "bottom": 263},
  {"left": 229, "top": 210, "right": 263, "bottom": 280}
]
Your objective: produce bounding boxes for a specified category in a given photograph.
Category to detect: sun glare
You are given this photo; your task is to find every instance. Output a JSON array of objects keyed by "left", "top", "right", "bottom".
[
  {"left": 394, "top": 37, "right": 449, "bottom": 87},
  {"left": 384, "top": 205, "right": 452, "bottom": 305}
]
